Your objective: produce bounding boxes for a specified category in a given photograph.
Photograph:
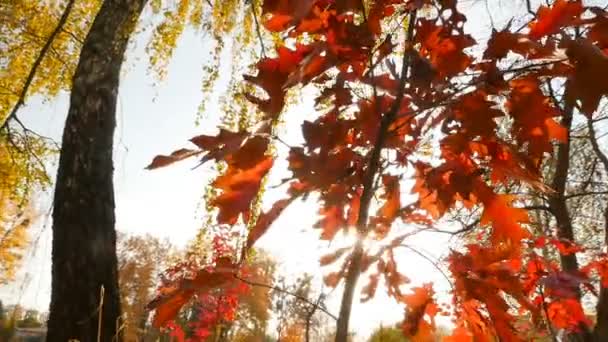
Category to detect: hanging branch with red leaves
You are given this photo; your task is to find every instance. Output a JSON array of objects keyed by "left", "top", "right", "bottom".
[{"left": 148, "top": 0, "right": 608, "bottom": 341}]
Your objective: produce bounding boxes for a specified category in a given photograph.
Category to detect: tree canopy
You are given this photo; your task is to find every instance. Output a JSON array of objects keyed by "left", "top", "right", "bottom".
[
  {"left": 2, "top": 0, "right": 608, "bottom": 341},
  {"left": 148, "top": 0, "right": 608, "bottom": 341}
]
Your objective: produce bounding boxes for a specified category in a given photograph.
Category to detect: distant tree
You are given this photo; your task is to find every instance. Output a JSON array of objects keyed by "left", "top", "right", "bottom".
[
  {"left": 0, "top": 304, "right": 18, "bottom": 341},
  {"left": 17, "top": 309, "right": 42, "bottom": 328},
  {"left": 117, "top": 232, "right": 176, "bottom": 341},
  {"left": 368, "top": 324, "right": 408, "bottom": 342},
  {"left": 223, "top": 250, "right": 276, "bottom": 341},
  {"left": 0, "top": 194, "right": 38, "bottom": 284},
  {"left": 270, "top": 273, "right": 332, "bottom": 342}
]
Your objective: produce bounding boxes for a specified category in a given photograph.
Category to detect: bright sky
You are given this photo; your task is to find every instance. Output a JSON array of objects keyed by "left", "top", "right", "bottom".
[{"left": 0, "top": 1, "right": 533, "bottom": 340}]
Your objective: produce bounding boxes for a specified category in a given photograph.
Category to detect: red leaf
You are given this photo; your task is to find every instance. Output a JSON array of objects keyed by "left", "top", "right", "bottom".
[
  {"left": 146, "top": 149, "right": 199, "bottom": 170},
  {"left": 323, "top": 271, "right": 341, "bottom": 287},
  {"left": 529, "top": 0, "right": 584, "bottom": 40},
  {"left": 246, "top": 197, "right": 295, "bottom": 250},
  {"left": 371, "top": 175, "right": 401, "bottom": 238},
  {"left": 479, "top": 190, "right": 530, "bottom": 245},
  {"left": 484, "top": 26, "right": 554, "bottom": 60},
  {"left": 547, "top": 299, "right": 591, "bottom": 331},
  {"left": 564, "top": 39, "right": 608, "bottom": 116},
  {"left": 189, "top": 129, "right": 248, "bottom": 163},
  {"left": 401, "top": 283, "right": 438, "bottom": 342},
  {"left": 361, "top": 274, "right": 380, "bottom": 302},
  {"left": 319, "top": 246, "right": 351, "bottom": 266},
  {"left": 443, "top": 327, "right": 474, "bottom": 342},
  {"left": 212, "top": 156, "right": 274, "bottom": 224},
  {"left": 316, "top": 205, "right": 345, "bottom": 240},
  {"left": 149, "top": 263, "right": 238, "bottom": 327}
]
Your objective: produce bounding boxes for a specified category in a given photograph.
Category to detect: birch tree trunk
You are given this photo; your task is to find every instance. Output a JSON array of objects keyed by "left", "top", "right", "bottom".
[{"left": 47, "top": 0, "right": 147, "bottom": 340}]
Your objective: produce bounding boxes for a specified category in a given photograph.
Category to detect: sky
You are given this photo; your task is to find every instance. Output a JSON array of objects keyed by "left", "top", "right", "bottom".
[{"left": 0, "top": 1, "right": 533, "bottom": 340}]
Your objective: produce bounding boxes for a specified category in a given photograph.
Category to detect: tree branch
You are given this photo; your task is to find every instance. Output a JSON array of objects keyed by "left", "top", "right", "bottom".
[
  {"left": 565, "top": 191, "right": 608, "bottom": 200},
  {"left": 398, "top": 244, "right": 453, "bottom": 290},
  {"left": 336, "top": 11, "right": 418, "bottom": 341},
  {"left": 587, "top": 117, "right": 608, "bottom": 179},
  {"left": 520, "top": 205, "right": 554, "bottom": 215},
  {"left": 233, "top": 274, "right": 338, "bottom": 321},
  {"left": 249, "top": 0, "right": 267, "bottom": 58},
  {"left": 0, "top": 0, "right": 76, "bottom": 131}
]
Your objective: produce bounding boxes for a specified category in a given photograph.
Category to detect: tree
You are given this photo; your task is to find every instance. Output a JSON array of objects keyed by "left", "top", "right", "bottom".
[
  {"left": 117, "top": 232, "right": 176, "bottom": 341},
  {"left": 225, "top": 250, "right": 276, "bottom": 341},
  {"left": 148, "top": 1, "right": 608, "bottom": 342},
  {"left": 161, "top": 228, "right": 280, "bottom": 342},
  {"left": 46, "top": 0, "right": 149, "bottom": 340},
  {"left": 271, "top": 273, "right": 328, "bottom": 342},
  {"left": 0, "top": 197, "right": 36, "bottom": 284},
  {"left": 1, "top": 2, "right": 96, "bottom": 272},
  {"left": 368, "top": 324, "right": 408, "bottom": 342},
  {"left": 3, "top": 0, "right": 262, "bottom": 340},
  {"left": 17, "top": 309, "right": 42, "bottom": 328}
]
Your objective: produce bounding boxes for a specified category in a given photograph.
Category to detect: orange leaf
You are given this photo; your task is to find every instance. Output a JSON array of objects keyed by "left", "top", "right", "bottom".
[
  {"left": 371, "top": 175, "right": 401, "bottom": 238},
  {"left": 379, "top": 175, "right": 401, "bottom": 220},
  {"left": 361, "top": 273, "right": 380, "bottom": 302},
  {"left": 316, "top": 205, "right": 345, "bottom": 240}
]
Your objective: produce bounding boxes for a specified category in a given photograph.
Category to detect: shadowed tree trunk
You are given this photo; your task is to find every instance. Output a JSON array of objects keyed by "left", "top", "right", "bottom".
[{"left": 47, "top": 0, "right": 147, "bottom": 340}]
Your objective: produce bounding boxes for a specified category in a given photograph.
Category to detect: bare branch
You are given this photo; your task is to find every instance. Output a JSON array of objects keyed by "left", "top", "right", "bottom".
[
  {"left": 234, "top": 274, "right": 338, "bottom": 321},
  {"left": 565, "top": 191, "right": 608, "bottom": 200},
  {"left": 398, "top": 244, "right": 453, "bottom": 289},
  {"left": 249, "top": 0, "right": 267, "bottom": 58},
  {"left": 520, "top": 205, "right": 555, "bottom": 215}
]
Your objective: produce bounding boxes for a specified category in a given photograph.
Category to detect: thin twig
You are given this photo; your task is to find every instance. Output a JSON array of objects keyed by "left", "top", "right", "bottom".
[
  {"left": 398, "top": 244, "right": 454, "bottom": 290},
  {"left": 430, "top": 219, "right": 479, "bottom": 235},
  {"left": 520, "top": 205, "right": 555, "bottom": 215},
  {"left": 250, "top": 0, "right": 267, "bottom": 58},
  {"left": 565, "top": 191, "right": 608, "bottom": 200},
  {"left": 234, "top": 274, "right": 338, "bottom": 321}
]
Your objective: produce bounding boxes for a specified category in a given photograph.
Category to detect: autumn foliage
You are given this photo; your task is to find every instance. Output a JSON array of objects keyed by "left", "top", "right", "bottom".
[{"left": 148, "top": 0, "right": 608, "bottom": 341}]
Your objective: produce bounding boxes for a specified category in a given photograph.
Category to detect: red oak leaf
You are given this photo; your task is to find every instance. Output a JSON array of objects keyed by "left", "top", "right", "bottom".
[{"left": 529, "top": 0, "right": 584, "bottom": 40}]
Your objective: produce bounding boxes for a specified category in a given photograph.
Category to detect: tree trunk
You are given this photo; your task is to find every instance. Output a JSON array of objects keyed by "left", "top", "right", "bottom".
[
  {"left": 594, "top": 207, "right": 608, "bottom": 342},
  {"left": 47, "top": 0, "right": 147, "bottom": 341},
  {"left": 548, "top": 103, "right": 592, "bottom": 342},
  {"left": 334, "top": 11, "right": 416, "bottom": 341},
  {"left": 335, "top": 241, "right": 364, "bottom": 342},
  {"left": 588, "top": 116, "right": 608, "bottom": 341}
]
